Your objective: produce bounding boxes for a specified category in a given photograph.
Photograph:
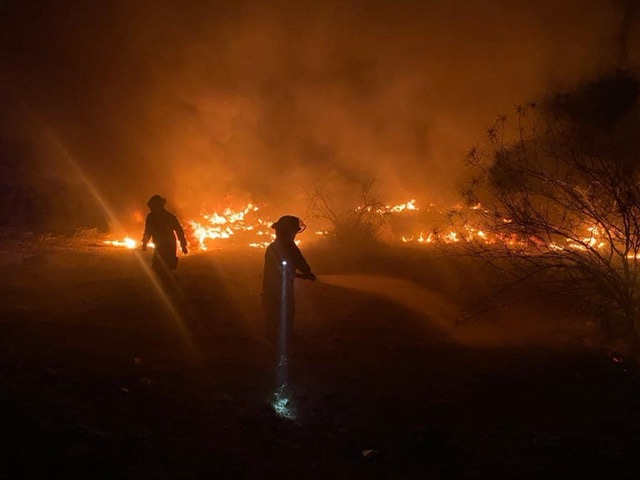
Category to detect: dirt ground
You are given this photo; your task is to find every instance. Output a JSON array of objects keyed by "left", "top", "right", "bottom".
[{"left": 1, "top": 240, "right": 639, "bottom": 479}]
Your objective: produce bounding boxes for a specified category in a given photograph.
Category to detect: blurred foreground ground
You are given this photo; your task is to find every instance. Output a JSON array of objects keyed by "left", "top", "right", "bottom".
[{"left": 1, "top": 239, "right": 639, "bottom": 479}]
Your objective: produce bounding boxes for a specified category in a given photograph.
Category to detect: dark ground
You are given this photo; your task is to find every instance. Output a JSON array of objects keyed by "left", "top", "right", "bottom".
[{"left": 1, "top": 240, "right": 639, "bottom": 479}]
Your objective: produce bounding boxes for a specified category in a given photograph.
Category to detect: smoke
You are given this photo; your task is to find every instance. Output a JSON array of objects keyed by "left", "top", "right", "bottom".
[
  {"left": 617, "top": 0, "right": 640, "bottom": 66},
  {"left": 1, "top": 0, "right": 638, "bottom": 231}
]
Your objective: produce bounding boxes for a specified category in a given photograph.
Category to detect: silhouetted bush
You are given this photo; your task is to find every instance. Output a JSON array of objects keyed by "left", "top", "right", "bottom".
[{"left": 459, "top": 71, "right": 640, "bottom": 351}]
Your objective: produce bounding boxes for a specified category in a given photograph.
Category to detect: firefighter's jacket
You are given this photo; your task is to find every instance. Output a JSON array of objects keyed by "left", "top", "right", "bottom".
[
  {"left": 142, "top": 209, "right": 186, "bottom": 270},
  {"left": 262, "top": 237, "right": 312, "bottom": 306}
]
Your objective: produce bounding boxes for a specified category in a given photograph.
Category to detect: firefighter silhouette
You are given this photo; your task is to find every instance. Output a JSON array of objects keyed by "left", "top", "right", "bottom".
[
  {"left": 262, "top": 215, "right": 316, "bottom": 344},
  {"left": 141, "top": 195, "right": 188, "bottom": 275}
]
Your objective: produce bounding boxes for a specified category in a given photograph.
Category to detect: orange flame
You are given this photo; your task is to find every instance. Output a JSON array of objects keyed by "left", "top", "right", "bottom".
[
  {"left": 105, "top": 198, "right": 625, "bottom": 258},
  {"left": 103, "top": 237, "right": 155, "bottom": 249},
  {"left": 189, "top": 203, "right": 268, "bottom": 250}
]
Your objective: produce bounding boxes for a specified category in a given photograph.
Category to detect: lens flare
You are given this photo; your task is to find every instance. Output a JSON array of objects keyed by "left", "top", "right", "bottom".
[{"left": 37, "top": 117, "right": 198, "bottom": 357}]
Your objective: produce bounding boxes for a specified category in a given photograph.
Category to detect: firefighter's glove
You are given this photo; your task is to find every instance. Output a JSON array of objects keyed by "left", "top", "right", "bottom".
[
  {"left": 181, "top": 245, "right": 188, "bottom": 255},
  {"left": 304, "top": 272, "right": 317, "bottom": 282},
  {"left": 142, "top": 243, "right": 147, "bottom": 252}
]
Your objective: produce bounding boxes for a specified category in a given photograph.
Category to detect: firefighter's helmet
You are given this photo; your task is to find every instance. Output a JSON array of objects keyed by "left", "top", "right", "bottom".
[
  {"left": 271, "top": 215, "right": 306, "bottom": 234},
  {"left": 147, "top": 194, "right": 167, "bottom": 209}
]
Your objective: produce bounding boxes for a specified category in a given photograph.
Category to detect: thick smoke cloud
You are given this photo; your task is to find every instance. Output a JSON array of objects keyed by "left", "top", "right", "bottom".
[{"left": 1, "top": 0, "right": 638, "bottom": 231}]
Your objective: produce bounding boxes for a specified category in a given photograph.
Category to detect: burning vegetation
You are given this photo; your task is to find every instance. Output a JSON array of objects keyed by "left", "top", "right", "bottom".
[
  {"left": 3, "top": 1, "right": 640, "bottom": 478},
  {"left": 102, "top": 196, "right": 422, "bottom": 251},
  {"left": 457, "top": 71, "right": 640, "bottom": 348},
  {"left": 61, "top": 70, "right": 640, "bottom": 355}
]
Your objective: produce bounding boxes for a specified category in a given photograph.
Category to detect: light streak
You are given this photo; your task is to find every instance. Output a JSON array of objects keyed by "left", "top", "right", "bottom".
[
  {"left": 271, "top": 258, "right": 297, "bottom": 420},
  {"left": 34, "top": 116, "right": 198, "bottom": 358},
  {"left": 277, "top": 259, "right": 289, "bottom": 387}
]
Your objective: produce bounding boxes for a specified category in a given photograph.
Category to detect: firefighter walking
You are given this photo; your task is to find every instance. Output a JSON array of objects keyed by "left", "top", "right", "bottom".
[{"left": 141, "top": 195, "right": 188, "bottom": 278}]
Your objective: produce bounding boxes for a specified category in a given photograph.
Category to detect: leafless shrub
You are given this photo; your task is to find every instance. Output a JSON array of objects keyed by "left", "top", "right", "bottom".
[
  {"left": 457, "top": 72, "right": 640, "bottom": 349},
  {"left": 307, "top": 178, "right": 388, "bottom": 245}
]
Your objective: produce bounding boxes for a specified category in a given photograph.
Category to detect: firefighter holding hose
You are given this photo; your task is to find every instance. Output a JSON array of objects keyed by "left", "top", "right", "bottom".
[
  {"left": 141, "top": 195, "right": 188, "bottom": 277},
  {"left": 262, "top": 215, "right": 316, "bottom": 345}
]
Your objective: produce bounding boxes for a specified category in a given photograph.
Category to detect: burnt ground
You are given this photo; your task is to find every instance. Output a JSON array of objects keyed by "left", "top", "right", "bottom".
[{"left": 1, "top": 241, "right": 639, "bottom": 479}]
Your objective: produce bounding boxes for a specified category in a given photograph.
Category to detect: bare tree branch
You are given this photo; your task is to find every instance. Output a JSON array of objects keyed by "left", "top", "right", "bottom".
[{"left": 456, "top": 90, "right": 640, "bottom": 348}]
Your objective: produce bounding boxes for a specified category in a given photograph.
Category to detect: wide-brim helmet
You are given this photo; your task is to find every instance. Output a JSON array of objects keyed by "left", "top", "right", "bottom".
[
  {"left": 271, "top": 215, "right": 306, "bottom": 234},
  {"left": 147, "top": 194, "right": 167, "bottom": 209}
]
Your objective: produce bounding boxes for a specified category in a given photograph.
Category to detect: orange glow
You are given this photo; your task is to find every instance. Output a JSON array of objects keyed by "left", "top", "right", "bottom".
[
  {"left": 104, "top": 237, "right": 136, "bottom": 249},
  {"left": 385, "top": 199, "right": 418, "bottom": 213},
  {"left": 103, "top": 199, "right": 625, "bottom": 260},
  {"left": 103, "top": 237, "right": 155, "bottom": 249},
  {"left": 133, "top": 210, "right": 144, "bottom": 224},
  {"left": 188, "top": 203, "right": 271, "bottom": 250}
]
